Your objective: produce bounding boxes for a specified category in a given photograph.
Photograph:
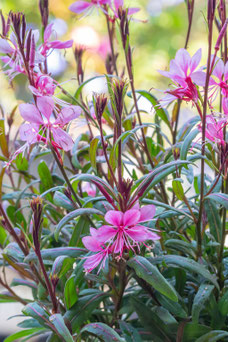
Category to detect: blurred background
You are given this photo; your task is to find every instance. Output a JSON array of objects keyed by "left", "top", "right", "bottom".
[{"left": 0, "top": 0, "right": 208, "bottom": 340}]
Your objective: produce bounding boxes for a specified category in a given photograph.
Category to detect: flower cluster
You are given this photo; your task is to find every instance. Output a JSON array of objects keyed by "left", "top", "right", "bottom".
[
  {"left": 82, "top": 205, "right": 160, "bottom": 272},
  {"left": 0, "top": 13, "right": 81, "bottom": 165}
]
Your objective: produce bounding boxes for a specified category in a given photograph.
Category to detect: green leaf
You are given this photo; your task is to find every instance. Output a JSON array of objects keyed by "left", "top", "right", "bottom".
[
  {"left": 81, "top": 323, "right": 124, "bottom": 342},
  {"left": 6, "top": 206, "right": 26, "bottom": 229},
  {"left": 24, "top": 247, "right": 85, "bottom": 262},
  {"left": 192, "top": 284, "right": 214, "bottom": 323},
  {"left": 151, "top": 255, "right": 219, "bottom": 290},
  {"left": 218, "top": 289, "right": 228, "bottom": 316},
  {"left": 155, "top": 293, "right": 187, "bottom": 318},
  {"left": 55, "top": 208, "right": 104, "bottom": 239},
  {"left": 49, "top": 314, "right": 74, "bottom": 342},
  {"left": 180, "top": 128, "right": 199, "bottom": 160},
  {"left": 164, "top": 239, "right": 196, "bottom": 258},
  {"left": 64, "top": 276, "right": 78, "bottom": 309},
  {"left": 0, "top": 118, "right": 9, "bottom": 158},
  {"left": 132, "top": 160, "right": 191, "bottom": 201},
  {"left": 128, "top": 90, "right": 171, "bottom": 130},
  {"left": 195, "top": 330, "right": 228, "bottom": 342},
  {"left": 53, "top": 191, "right": 75, "bottom": 211},
  {"left": 128, "top": 256, "right": 178, "bottom": 302},
  {"left": 3, "top": 328, "right": 46, "bottom": 342},
  {"left": 64, "top": 291, "right": 108, "bottom": 333},
  {"left": 89, "top": 137, "right": 100, "bottom": 170},
  {"left": 22, "top": 302, "right": 50, "bottom": 327},
  {"left": 38, "top": 161, "right": 53, "bottom": 202},
  {"left": 69, "top": 216, "right": 90, "bottom": 247},
  {"left": 51, "top": 256, "right": 74, "bottom": 280},
  {"left": 0, "top": 225, "right": 7, "bottom": 246},
  {"left": 130, "top": 297, "right": 171, "bottom": 341},
  {"left": 118, "top": 321, "right": 142, "bottom": 342},
  {"left": 15, "top": 154, "right": 28, "bottom": 171},
  {"left": 205, "top": 193, "right": 228, "bottom": 209},
  {"left": 204, "top": 199, "right": 222, "bottom": 243},
  {"left": 182, "top": 323, "right": 211, "bottom": 342},
  {"left": 172, "top": 179, "right": 185, "bottom": 200}
]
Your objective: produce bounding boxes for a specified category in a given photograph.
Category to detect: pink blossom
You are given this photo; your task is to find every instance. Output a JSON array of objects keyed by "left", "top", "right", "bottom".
[
  {"left": 83, "top": 228, "right": 110, "bottom": 272},
  {"left": 111, "top": 0, "right": 140, "bottom": 19},
  {"left": 204, "top": 57, "right": 228, "bottom": 104},
  {"left": 39, "top": 23, "right": 73, "bottom": 57},
  {"left": 19, "top": 97, "right": 81, "bottom": 151},
  {"left": 69, "top": 0, "right": 111, "bottom": 15},
  {"left": 28, "top": 73, "right": 56, "bottom": 97},
  {"left": 82, "top": 205, "right": 160, "bottom": 272},
  {"left": 198, "top": 115, "right": 226, "bottom": 146},
  {"left": 159, "top": 48, "right": 205, "bottom": 105}
]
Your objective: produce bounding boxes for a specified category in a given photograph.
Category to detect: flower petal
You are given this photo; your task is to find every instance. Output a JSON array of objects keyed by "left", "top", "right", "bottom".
[
  {"left": 37, "top": 96, "right": 54, "bottom": 119},
  {"left": 105, "top": 210, "right": 123, "bottom": 226},
  {"left": 52, "top": 128, "right": 74, "bottom": 151},
  {"left": 82, "top": 236, "right": 101, "bottom": 252},
  {"left": 69, "top": 1, "right": 92, "bottom": 14},
  {"left": 212, "top": 58, "right": 224, "bottom": 81},
  {"left": 19, "top": 103, "right": 43, "bottom": 124},
  {"left": 96, "top": 225, "right": 117, "bottom": 242},
  {"left": 55, "top": 105, "right": 81, "bottom": 125},
  {"left": 174, "top": 48, "right": 191, "bottom": 75},
  {"left": 44, "top": 23, "right": 54, "bottom": 42},
  {"left": 0, "top": 39, "right": 14, "bottom": 54},
  {"left": 189, "top": 49, "right": 202, "bottom": 73},
  {"left": 123, "top": 209, "right": 140, "bottom": 226},
  {"left": 83, "top": 253, "right": 104, "bottom": 272},
  {"left": 139, "top": 205, "right": 156, "bottom": 222},
  {"left": 20, "top": 123, "right": 39, "bottom": 143}
]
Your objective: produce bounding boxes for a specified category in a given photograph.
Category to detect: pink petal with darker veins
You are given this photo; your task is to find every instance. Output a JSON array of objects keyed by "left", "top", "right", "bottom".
[
  {"left": 127, "top": 227, "right": 149, "bottom": 242},
  {"left": 213, "top": 58, "right": 224, "bottom": 81},
  {"left": 191, "top": 71, "right": 207, "bottom": 87},
  {"left": 52, "top": 128, "right": 74, "bottom": 151},
  {"left": 44, "top": 23, "right": 54, "bottom": 42},
  {"left": 174, "top": 48, "right": 191, "bottom": 75},
  {"left": 105, "top": 210, "right": 123, "bottom": 226},
  {"left": 123, "top": 209, "right": 140, "bottom": 226},
  {"left": 82, "top": 236, "right": 101, "bottom": 252},
  {"left": 83, "top": 253, "right": 104, "bottom": 272},
  {"left": 19, "top": 103, "right": 43, "bottom": 124},
  {"left": 139, "top": 205, "right": 156, "bottom": 223},
  {"left": 55, "top": 106, "right": 81, "bottom": 125},
  {"left": 37, "top": 96, "right": 54, "bottom": 120},
  {"left": 20, "top": 123, "right": 39, "bottom": 143},
  {"left": 189, "top": 49, "right": 201, "bottom": 73},
  {"left": 69, "top": 1, "right": 92, "bottom": 14},
  {"left": 96, "top": 225, "right": 117, "bottom": 242},
  {"left": 48, "top": 40, "right": 73, "bottom": 50}
]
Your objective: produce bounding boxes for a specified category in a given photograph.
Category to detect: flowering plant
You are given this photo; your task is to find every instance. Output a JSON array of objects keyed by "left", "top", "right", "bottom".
[{"left": 1, "top": 0, "right": 228, "bottom": 341}]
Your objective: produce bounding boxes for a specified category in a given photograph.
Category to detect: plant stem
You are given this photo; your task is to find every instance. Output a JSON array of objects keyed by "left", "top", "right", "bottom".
[{"left": 196, "top": 17, "right": 213, "bottom": 259}]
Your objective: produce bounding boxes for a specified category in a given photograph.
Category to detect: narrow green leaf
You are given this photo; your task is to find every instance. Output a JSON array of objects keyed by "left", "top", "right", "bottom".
[
  {"left": 81, "top": 323, "right": 124, "bottom": 342},
  {"left": 195, "top": 330, "right": 228, "bottom": 342},
  {"left": 64, "top": 276, "right": 78, "bottom": 309},
  {"left": 192, "top": 284, "right": 214, "bottom": 323},
  {"left": 55, "top": 208, "right": 103, "bottom": 239},
  {"left": 24, "top": 247, "right": 85, "bottom": 262},
  {"left": 89, "top": 137, "right": 99, "bottom": 170},
  {"left": 172, "top": 180, "right": 185, "bottom": 200},
  {"left": 49, "top": 314, "right": 74, "bottom": 342},
  {"left": 4, "top": 328, "right": 45, "bottom": 342},
  {"left": 128, "top": 256, "right": 178, "bottom": 302},
  {"left": 205, "top": 193, "right": 228, "bottom": 209}
]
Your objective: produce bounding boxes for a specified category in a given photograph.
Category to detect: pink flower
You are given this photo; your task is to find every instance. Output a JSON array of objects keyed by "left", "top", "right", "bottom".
[
  {"left": 205, "top": 57, "right": 228, "bottom": 104},
  {"left": 69, "top": 0, "right": 111, "bottom": 15},
  {"left": 0, "top": 34, "right": 26, "bottom": 80},
  {"left": 28, "top": 73, "right": 56, "bottom": 97},
  {"left": 82, "top": 228, "right": 110, "bottom": 272},
  {"left": 19, "top": 97, "right": 81, "bottom": 151},
  {"left": 198, "top": 115, "right": 226, "bottom": 146},
  {"left": 159, "top": 48, "right": 205, "bottom": 105},
  {"left": 111, "top": 0, "right": 140, "bottom": 19},
  {"left": 39, "top": 23, "right": 73, "bottom": 57},
  {"left": 82, "top": 205, "right": 160, "bottom": 272}
]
